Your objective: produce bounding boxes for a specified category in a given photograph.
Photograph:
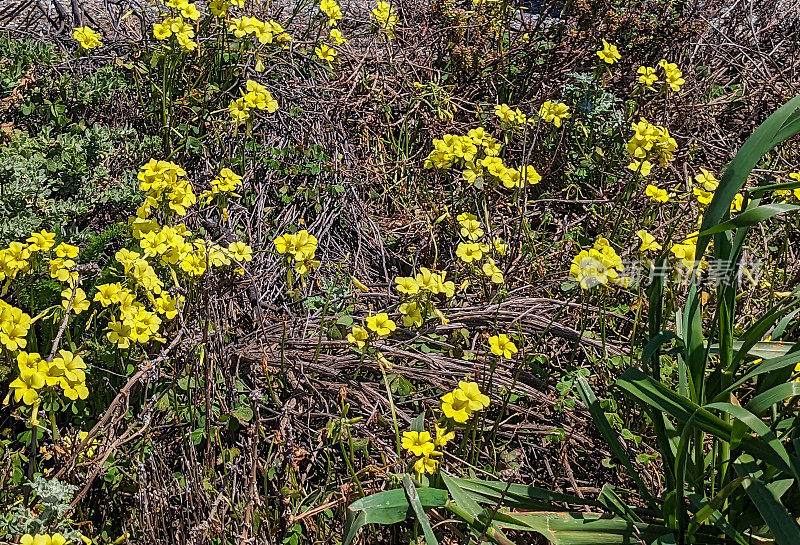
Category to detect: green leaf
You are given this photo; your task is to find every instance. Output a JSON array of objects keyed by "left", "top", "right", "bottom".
[
  {"left": 402, "top": 475, "right": 438, "bottom": 545},
  {"left": 451, "top": 477, "right": 600, "bottom": 509},
  {"left": 749, "top": 179, "right": 800, "bottom": 197},
  {"left": 740, "top": 477, "right": 800, "bottom": 545},
  {"left": 575, "top": 377, "right": 652, "bottom": 503},
  {"left": 343, "top": 487, "right": 449, "bottom": 545},
  {"left": 696, "top": 94, "right": 800, "bottom": 262},
  {"left": 488, "top": 511, "right": 675, "bottom": 545},
  {"left": 698, "top": 204, "right": 800, "bottom": 237}
]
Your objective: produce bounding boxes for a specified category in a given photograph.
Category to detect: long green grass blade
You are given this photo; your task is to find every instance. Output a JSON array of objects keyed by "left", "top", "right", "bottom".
[
  {"left": 575, "top": 377, "right": 652, "bottom": 503},
  {"left": 740, "top": 477, "right": 800, "bottom": 545},
  {"left": 698, "top": 204, "right": 799, "bottom": 237}
]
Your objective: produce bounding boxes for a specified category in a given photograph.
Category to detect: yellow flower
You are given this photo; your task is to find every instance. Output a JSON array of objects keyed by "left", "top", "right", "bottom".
[
  {"left": 228, "top": 241, "right": 253, "bottom": 262},
  {"left": 73, "top": 26, "right": 102, "bottom": 49},
  {"left": 482, "top": 258, "right": 504, "bottom": 284},
  {"left": 0, "top": 303, "right": 31, "bottom": 351},
  {"left": 433, "top": 423, "right": 455, "bottom": 447},
  {"left": 456, "top": 242, "right": 486, "bottom": 263},
  {"left": 520, "top": 165, "right": 542, "bottom": 185},
  {"left": 440, "top": 389, "right": 472, "bottom": 423},
  {"left": 107, "top": 320, "right": 133, "bottom": 349},
  {"left": 401, "top": 431, "right": 435, "bottom": 457},
  {"left": 538, "top": 101, "right": 571, "bottom": 127},
  {"left": 329, "top": 28, "right": 348, "bottom": 44},
  {"left": 153, "top": 21, "right": 172, "bottom": 40},
  {"left": 457, "top": 380, "right": 490, "bottom": 411},
  {"left": 16, "top": 351, "right": 43, "bottom": 373},
  {"left": 493, "top": 237, "right": 507, "bottom": 255},
  {"left": 693, "top": 187, "right": 714, "bottom": 206},
  {"left": 414, "top": 456, "right": 438, "bottom": 475},
  {"left": 670, "top": 241, "right": 697, "bottom": 268},
  {"left": 399, "top": 301, "right": 424, "bottom": 328},
  {"left": 62, "top": 375, "right": 89, "bottom": 401},
  {"left": 61, "top": 287, "right": 90, "bottom": 314},
  {"left": 459, "top": 218, "right": 484, "bottom": 240},
  {"left": 637, "top": 65, "right": 658, "bottom": 87},
  {"left": 636, "top": 229, "right": 662, "bottom": 252},
  {"left": 488, "top": 334, "right": 517, "bottom": 358},
  {"left": 659, "top": 60, "right": 685, "bottom": 91},
  {"left": 365, "top": 313, "right": 396, "bottom": 336},
  {"left": 730, "top": 193, "right": 744, "bottom": 213},
  {"left": 346, "top": 325, "right": 369, "bottom": 348},
  {"left": 209, "top": 0, "right": 230, "bottom": 16},
  {"left": 229, "top": 97, "right": 251, "bottom": 123},
  {"left": 494, "top": 104, "right": 516, "bottom": 123},
  {"left": 628, "top": 160, "right": 653, "bottom": 177},
  {"left": 320, "top": 0, "right": 343, "bottom": 24},
  {"left": 315, "top": 44, "right": 336, "bottom": 63},
  {"left": 155, "top": 293, "right": 181, "bottom": 320},
  {"left": 372, "top": 0, "right": 398, "bottom": 38},
  {"left": 645, "top": 184, "right": 670, "bottom": 203},
  {"left": 597, "top": 39, "right": 621, "bottom": 64},
  {"left": 695, "top": 168, "right": 718, "bottom": 191},
  {"left": 394, "top": 276, "right": 420, "bottom": 295},
  {"left": 27, "top": 230, "right": 56, "bottom": 252},
  {"left": 10, "top": 367, "right": 45, "bottom": 405},
  {"left": 569, "top": 248, "right": 619, "bottom": 289},
  {"left": 55, "top": 242, "right": 79, "bottom": 259},
  {"left": 53, "top": 350, "right": 86, "bottom": 383}
]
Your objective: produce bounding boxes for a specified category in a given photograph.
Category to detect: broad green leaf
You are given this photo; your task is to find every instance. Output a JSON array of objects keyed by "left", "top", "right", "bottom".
[
  {"left": 717, "top": 345, "right": 800, "bottom": 396},
  {"left": 746, "top": 382, "right": 800, "bottom": 414},
  {"left": 343, "top": 486, "right": 449, "bottom": 545},
  {"left": 402, "top": 475, "right": 438, "bottom": 545},
  {"left": 450, "top": 477, "right": 600, "bottom": 509}
]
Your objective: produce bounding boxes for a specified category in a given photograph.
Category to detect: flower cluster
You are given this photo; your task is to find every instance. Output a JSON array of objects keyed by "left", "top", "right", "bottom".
[
  {"left": 401, "top": 380, "right": 489, "bottom": 475},
  {"left": 538, "top": 100, "right": 571, "bottom": 127},
  {"left": 73, "top": 27, "right": 102, "bottom": 50},
  {"left": 273, "top": 229, "right": 320, "bottom": 277},
  {"left": 19, "top": 534, "right": 70, "bottom": 545},
  {"left": 0, "top": 299, "right": 31, "bottom": 351},
  {"left": 424, "top": 129, "right": 540, "bottom": 190},
  {"left": 637, "top": 60, "right": 685, "bottom": 92},
  {"left": 394, "top": 267, "right": 455, "bottom": 328},
  {"left": 9, "top": 349, "right": 89, "bottom": 405},
  {"left": 626, "top": 118, "right": 678, "bottom": 175},
  {"left": 229, "top": 15, "right": 292, "bottom": 46},
  {"left": 229, "top": 79, "right": 279, "bottom": 124},
  {"left": 320, "top": 0, "right": 343, "bottom": 25},
  {"left": 441, "top": 380, "right": 490, "bottom": 424},
  {"left": 455, "top": 212, "right": 506, "bottom": 284},
  {"left": 153, "top": 0, "right": 202, "bottom": 51},
  {"left": 494, "top": 103, "right": 528, "bottom": 128},
  {"left": 135, "top": 159, "right": 196, "bottom": 218},
  {"left": 570, "top": 237, "right": 625, "bottom": 290},
  {"left": 371, "top": 1, "right": 398, "bottom": 39},
  {"left": 692, "top": 168, "right": 744, "bottom": 212}
]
